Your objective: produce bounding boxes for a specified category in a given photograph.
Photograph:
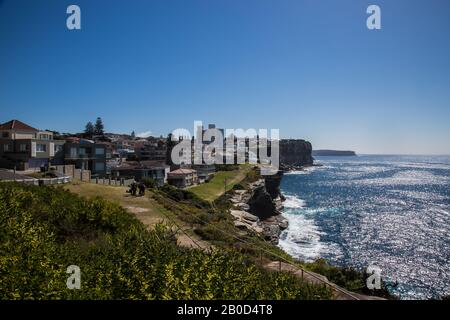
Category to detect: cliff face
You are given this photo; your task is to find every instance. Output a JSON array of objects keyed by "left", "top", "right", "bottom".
[
  {"left": 279, "top": 139, "right": 313, "bottom": 168},
  {"left": 248, "top": 170, "right": 283, "bottom": 219},
  {"left": 229, "top": 171, "right": 288, "bottom": 244}
]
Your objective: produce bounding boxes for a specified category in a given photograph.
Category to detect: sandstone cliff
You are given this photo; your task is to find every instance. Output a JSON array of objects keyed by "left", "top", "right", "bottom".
[
  {"left": 229, "top": 170, "right": 288, "bottom": 244},
  {"left": 279, "top": 139, "right": 313, "bottom": 169}
]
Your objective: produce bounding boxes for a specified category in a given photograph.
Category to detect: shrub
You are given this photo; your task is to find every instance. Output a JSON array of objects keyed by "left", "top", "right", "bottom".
[
  {"left": 141, "top": 177, "right": 157, "bottom": 189},
  {"left": 0, "top": 182, "right": 333, "bottom": 300}
]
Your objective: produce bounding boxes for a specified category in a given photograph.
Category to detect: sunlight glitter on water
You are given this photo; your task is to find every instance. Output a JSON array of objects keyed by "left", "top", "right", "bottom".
[{"left": 279, "top": 155, "right": 450, "bottom": 299}]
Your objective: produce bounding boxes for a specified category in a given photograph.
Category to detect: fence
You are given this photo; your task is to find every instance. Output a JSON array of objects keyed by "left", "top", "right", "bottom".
[
  {"left": 90, "top": 177, "right": 134, "bottom": 187},
  {"left": 55, "top": 165, "right": 91, "bottom": 182},
  {"left": 158, "top": 194, "right": 362, "bottom": 300},
  {"left": 2, "top": 176, "right": 72, "bottom": 186}
]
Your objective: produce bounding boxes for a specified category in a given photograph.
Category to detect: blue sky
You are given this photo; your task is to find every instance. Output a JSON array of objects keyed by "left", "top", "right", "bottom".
[{"left": 1, "top": 0, "right": 449, "bottom": 154}]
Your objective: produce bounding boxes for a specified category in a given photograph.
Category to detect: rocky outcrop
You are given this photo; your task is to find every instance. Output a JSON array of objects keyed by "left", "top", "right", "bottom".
[
  {"left": 248, "top": 184, "right": 276, "bottom": 219},
  {"left": 264, "top": 170, "right": 284, "bottom": 200},
  {"left": 229, "top": 173, "right": 288, "bottom": 244},
  {"left": 279, "top": 139, "right": 313, "bottom": 170}
]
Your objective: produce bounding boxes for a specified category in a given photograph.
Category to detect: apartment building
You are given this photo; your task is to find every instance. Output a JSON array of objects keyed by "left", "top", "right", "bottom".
[
  {"left": 0, "top": 120, "right": 65, "bottom": 170},
  {"left": 63, "top": 138, "right": 107, "bottom": 175},
  {"left": 134, "top": 139, "right": 167, "bottom": 162},
  {"left": 111, "top": 160, "right": 169, "bottom": 186}
]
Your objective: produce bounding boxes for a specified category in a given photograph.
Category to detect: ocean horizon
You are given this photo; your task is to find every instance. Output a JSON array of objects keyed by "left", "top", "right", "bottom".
[{"left": 279, "top": 154, "right": 450, "bottom": 300}]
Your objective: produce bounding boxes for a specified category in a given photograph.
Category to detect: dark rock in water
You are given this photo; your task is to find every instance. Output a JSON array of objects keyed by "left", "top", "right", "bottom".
[{"left": 248, "top": 185, "right": 276, "bottom": 219}]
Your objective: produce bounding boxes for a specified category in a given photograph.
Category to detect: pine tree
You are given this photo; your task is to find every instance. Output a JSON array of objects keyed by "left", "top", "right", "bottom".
[
  {"left": 94, "top": 117, "right": 104, "bottom": 135},
  {"left": 84, "top": 122, "right": 95, "bottom": 137},
  {"left": 131, "top": 131, "right": 135, "bottom": 139}
]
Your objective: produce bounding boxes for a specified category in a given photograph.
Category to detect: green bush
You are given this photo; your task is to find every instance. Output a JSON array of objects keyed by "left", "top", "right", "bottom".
[
  {"left": 0, "top": 182, "right": 332, "bottom": 300},
  {"left": 141, "top": 177, "right": 157, "bottom": 189}
]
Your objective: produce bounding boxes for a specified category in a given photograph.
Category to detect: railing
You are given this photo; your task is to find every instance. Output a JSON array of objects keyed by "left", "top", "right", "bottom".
[
  {"left": 3, "top": 176, "right": 72, "bottom": 186},
  {"left": 90, "top": 177, "right": 134, "bottom": 186},
  {"left": 160, "top": 195, "right": 362, "bottom": 300},
  {"left": 38, "top": 176, "right": 72, "bottom": 185}
]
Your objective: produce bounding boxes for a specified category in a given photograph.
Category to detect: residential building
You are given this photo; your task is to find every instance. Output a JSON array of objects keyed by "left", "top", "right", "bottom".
[
  {"left": 0, "top": 120, "right": 65, "bottom": 170},
  {"left": 111, "top": 160, "right": 169, "bottom": 186},
  {"left": 63, "top": 138, "right": 107, "bottom": 175},
  {"left": 134, "top": 139, "right": 167, "bottom": 162},
  {"left": 167, "top": 168, "right": 198, "bottom": 188},
  {"left": 192, "top": 164, "right": 215, "bottom": 183}
]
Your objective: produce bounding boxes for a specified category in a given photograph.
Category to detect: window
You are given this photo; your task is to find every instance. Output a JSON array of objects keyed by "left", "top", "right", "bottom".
[
  {"left": 2, "top": 132, "right": 8, "bottom": 138},
  {"left": 3, "top": 144, "right": 9, "bottom": 152},
  {"left": 54, "top": 144, "right": 63, "bottom": 153},
  {"left": 36, "top": 144, "right": 46, "bottom": 152},
  {"left": 70, "top": 147, "right": 77, "bottom": 158},
  {"left": 95, "top": 147, "right": 105, "bottom": 155},
  {"left": 94, "top": 162, "right": 105, "bottom": 172},
  {"left": 79, "top": 147, "right": 87, "bottom": 155},
  {"left": 19, "top": 144, "right": 27, "bottom": 152},
  {"left": 38, "top": 133, "right": 52, "bottom": 140}
]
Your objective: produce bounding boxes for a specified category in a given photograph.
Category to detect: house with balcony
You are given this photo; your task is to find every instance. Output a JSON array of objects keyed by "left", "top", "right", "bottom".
[
  {"left": 111, "top": 160, "right": 169, "bottom": 186},
  {"left": 63, "top": 138, "right": 107, "bottom": 176},
  {"left": 167, "top": 168, "right": 198, "bottom": 188},
  {"left": 134, "top": 139, "right": 167, "bottom": 163},
  {"left": 0, "top": 120, "right": 65, "bottom": 170}
]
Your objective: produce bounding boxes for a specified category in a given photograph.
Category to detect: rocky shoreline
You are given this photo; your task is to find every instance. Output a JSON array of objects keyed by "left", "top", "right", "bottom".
[
  {"left": 228, "top": 170, "right": 289, "bottom": 244},
  {"left": 227, "top": 138, "right": 316, "bottom": 243}
]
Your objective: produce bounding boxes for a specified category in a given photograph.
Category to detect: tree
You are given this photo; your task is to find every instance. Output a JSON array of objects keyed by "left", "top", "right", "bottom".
[
  {"left": 94, "top": 117, "right": 104, "bottom": 135},
  {"left": 131, "top": 131, "right": 135, "bottom": 139},
  {"left": 84, "top": 122, "right": 95, "bottom": 137},
  {"left": 166, "top": 133, "right": 175, "bottom": 166}
]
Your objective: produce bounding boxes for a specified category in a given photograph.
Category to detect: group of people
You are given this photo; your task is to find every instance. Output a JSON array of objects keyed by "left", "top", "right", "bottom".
[{"left": 128, "top": 181, "right": 146, "bottom": 196}]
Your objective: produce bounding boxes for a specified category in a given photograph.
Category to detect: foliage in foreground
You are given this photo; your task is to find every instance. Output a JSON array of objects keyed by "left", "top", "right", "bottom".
[
  {"left": 0, "top": 182, "right": 332, "bottom": 300},
  {"left": 305, "top": 259, "right": 396, "bottom": 299}
]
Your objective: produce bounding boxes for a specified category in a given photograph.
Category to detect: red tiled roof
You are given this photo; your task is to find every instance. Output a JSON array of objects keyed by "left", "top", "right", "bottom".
[
  {"left": 0, "top": 120, "right": 38, "bottom": 131},
  {"left": 169, "top": 168, "right": 196, "bottom": 175}
]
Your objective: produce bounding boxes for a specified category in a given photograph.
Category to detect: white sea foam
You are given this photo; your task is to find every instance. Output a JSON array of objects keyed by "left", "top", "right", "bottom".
[
  {"left": 278, "top": 212, "right": 326, "bottom": 262},
  {"left": 284, "top": 165, "right": 326, "bottom": 175},
  {"left": 283, "top": 194, "right": 306, "bottom": 209},
  {"left": 278, "top": 194, "right": 332, "bottom": 262}
]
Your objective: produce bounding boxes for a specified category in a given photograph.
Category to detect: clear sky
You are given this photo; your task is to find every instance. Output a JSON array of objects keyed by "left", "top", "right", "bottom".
[{"left": 1, "top": 0, "right": 449, "bottom": 154}]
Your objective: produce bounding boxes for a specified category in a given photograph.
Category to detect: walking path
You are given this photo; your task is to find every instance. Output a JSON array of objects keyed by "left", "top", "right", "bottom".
[{"left": 265, "top": 261, "right": 385, "bottom": 300}]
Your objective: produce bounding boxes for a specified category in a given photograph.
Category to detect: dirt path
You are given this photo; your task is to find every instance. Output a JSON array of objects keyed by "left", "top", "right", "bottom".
[{"left": 66, "top": 182, "right": 212, "bottom": 250}]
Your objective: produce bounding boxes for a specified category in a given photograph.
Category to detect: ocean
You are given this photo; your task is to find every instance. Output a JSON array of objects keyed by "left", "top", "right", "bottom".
[{"left": 278, "top": 155, "right": 450, "bottom": 300}]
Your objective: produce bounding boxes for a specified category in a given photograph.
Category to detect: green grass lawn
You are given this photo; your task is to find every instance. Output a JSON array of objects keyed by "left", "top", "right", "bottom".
[
  {"left": 65, "top": 182, "right": 168, "bottom": 227},
  {"left": 189, "top": 165, "right": 251, "bottom": 202}
]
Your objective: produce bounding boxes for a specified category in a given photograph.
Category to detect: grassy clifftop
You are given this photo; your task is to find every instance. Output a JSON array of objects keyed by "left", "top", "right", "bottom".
[{"left": 0, "top": 182, "right": 332, "bottom": 300}]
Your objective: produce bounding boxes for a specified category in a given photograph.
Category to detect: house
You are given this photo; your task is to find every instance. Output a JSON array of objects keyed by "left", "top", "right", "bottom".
[
  {"left": 192, "top": 164, "right": 215, "bottom": 183},
  {"left": 134, "top": 139, "right": 167, "bottom": 162},
  {"left": 111, "top": 160, "right": 169, "bottom": 186},
  {"left": 0, "top": 120, "right": 65, "bottom": 170},
  {"left": 167, "top": 168, "right": 198, "bottom": 188},
  {"left": 63, "top": 138, "right": 107, "bottom": 176}
]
